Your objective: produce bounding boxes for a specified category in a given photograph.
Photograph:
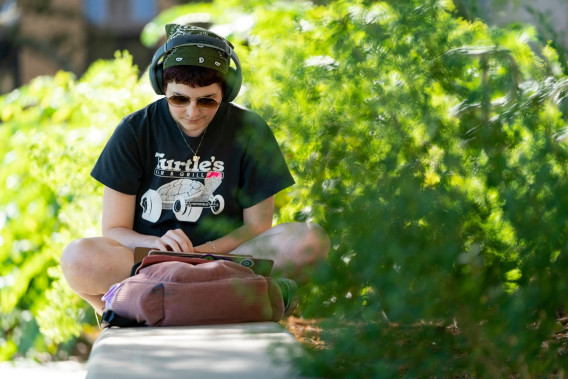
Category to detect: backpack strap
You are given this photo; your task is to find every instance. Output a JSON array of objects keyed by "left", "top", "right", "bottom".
[{"left": 101, "top": 309, "right": 145, "bottom": 328}]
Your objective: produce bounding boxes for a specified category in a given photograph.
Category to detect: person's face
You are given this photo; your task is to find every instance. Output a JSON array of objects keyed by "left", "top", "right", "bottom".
[{"left": 165, "top": 82, "right": 223, "bottom": 137}]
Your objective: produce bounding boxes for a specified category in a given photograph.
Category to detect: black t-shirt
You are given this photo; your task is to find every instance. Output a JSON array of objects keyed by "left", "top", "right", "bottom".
[{"left": 91, "top": 99, "right": 295, "bottom": 245}]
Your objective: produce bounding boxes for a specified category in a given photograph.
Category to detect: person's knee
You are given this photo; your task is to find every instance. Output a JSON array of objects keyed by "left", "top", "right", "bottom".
[
  {"left": 60, "top": 238, "right": 96, "bottom": 278},
  {"left": 61, "top": 237, "right": 134, "bottom": 294},
  {"left": 303, "top": 222, "right": 330, "bottom": 261},
  {"left": 277, "top": 222, "right": 330, "bottom": 262},
  {"left": 274, "top": 222, "right": 330, "bottom": 283}
]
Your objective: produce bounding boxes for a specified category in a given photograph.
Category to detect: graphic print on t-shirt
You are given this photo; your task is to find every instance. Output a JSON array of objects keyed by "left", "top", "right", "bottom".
[{"left": 139, "top": 152, "right": 225, "bottom": 223}]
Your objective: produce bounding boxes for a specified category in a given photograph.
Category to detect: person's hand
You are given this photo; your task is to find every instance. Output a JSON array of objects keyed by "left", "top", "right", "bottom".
[{"left": 152, "top": 229, "right": 194, "bottom": 252}]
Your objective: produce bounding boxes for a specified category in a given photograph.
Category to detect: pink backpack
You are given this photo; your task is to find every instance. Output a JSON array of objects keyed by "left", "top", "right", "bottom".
[{"left": 101, "top": 254, "right": 285, "bottom": 327}]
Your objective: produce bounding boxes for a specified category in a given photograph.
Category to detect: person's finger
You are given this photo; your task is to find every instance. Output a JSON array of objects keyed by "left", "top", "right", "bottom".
[
  {"left": 175, "top": 229, "right": 194, "bottom": 252},
  {"left": 152, "top": 239, "right": 168, "bottom": 251},
  {"left": 162, "top": 229, "right": 194, "bottom": 252},
  {"left": 160, "top": 235, "right": 182, "bottom": 251}
]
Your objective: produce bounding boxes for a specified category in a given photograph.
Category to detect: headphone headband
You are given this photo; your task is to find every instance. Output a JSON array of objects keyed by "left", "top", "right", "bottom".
[
  {"left": 165, "top": 34, "right": 234, "bottom": 55},
  {"left": 149, "top": 33, "right": 242, "bottom": 102}
]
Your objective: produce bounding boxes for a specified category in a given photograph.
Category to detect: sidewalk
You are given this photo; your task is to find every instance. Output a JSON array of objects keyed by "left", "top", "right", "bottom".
[
  {"left": 86, "top": 322, "right": 305, "bottom": 379},
  {"left": 0, "top": 360, "right": 87, "bottom": 379}
]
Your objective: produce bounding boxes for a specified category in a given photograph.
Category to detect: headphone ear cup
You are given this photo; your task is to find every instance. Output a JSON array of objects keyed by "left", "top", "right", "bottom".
[
  {"left": 149, "top": 61, "right": 165, "bottom": 95},
  {"left": 223, "top": 66, "right": 241, "bottom": 102}
]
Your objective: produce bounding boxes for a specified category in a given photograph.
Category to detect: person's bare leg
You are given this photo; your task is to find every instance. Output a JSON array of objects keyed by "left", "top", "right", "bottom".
[
  {"left": 61, "top": 237, "right": 134, "bottom": 314},
  {"left": 231, "top": 222, "right": 330, "bottom": 283}
]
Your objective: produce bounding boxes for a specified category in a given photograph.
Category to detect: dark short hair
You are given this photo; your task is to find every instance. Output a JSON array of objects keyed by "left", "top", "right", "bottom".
[{"left": 163, "top": 65, "right": 226, "bottom": 93}]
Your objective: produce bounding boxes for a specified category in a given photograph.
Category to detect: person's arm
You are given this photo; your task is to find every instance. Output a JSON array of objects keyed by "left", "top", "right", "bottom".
[
  {"left": 194, "top": 196, "right": 274, "bottom": 254},
  {"left": 102, "top": 186, "right": 194, "bottom": 252}
]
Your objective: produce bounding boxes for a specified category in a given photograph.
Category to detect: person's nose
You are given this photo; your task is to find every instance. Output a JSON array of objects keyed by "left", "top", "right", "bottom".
[{"left": 186, "top": 101, "right": 200, "bottom": 117}]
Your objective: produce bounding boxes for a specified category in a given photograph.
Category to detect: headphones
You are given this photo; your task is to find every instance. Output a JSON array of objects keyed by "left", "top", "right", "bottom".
[{"left": 149, "top": 33, "right": 242, "bottom": 102}]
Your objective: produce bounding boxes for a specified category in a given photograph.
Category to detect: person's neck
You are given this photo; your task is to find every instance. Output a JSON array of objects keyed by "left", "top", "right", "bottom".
[{"left": 182, "top": 127, "right": 207, "bottom": 138}]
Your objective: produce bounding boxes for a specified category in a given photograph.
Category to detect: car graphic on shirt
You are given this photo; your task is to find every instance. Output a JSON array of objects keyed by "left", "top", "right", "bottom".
[{"left": 140, "top": 171, "right": 224, "bottom": 223}]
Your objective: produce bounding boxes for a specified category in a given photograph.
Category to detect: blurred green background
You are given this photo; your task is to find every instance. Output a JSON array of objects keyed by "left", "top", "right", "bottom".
[{"left": 2, "top": 0, "right": 568, "bottom": 376}]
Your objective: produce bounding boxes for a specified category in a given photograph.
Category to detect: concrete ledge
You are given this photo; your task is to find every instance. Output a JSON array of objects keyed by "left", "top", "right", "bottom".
[{"left": 86, "top": 322, "right": 304, "bottom": 379}]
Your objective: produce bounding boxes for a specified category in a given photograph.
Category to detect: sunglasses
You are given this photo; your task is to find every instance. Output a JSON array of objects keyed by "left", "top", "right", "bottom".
[{"left": 166, "top": 94, "right": 221, "bottom": 109}]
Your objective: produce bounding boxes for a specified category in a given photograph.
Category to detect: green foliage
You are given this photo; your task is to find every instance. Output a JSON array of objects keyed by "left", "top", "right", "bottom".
[
  {"left": 149, "top": 0, "right": 568, "bottom": 376},
  {"left": 0, "top": 52, "right": 154, "bottom": 359},
  {"left": 3, "top": 0, "right": 568, "bottom": 375}
]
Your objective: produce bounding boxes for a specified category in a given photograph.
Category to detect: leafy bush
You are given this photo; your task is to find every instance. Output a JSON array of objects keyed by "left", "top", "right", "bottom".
[
  {"left": 0, "top": 52, "right": 154, "bottom": 359},
  {"left": 3, "top": 0, "right": 568, "bottom": 375},
  {"left": 144, "top": 0, "right": 568, "bottom": 376}
]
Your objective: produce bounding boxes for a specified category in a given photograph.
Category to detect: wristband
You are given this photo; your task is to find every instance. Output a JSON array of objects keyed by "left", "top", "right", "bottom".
[{"left": 207, "top": 240, "right": 216, "bottom": 253}]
